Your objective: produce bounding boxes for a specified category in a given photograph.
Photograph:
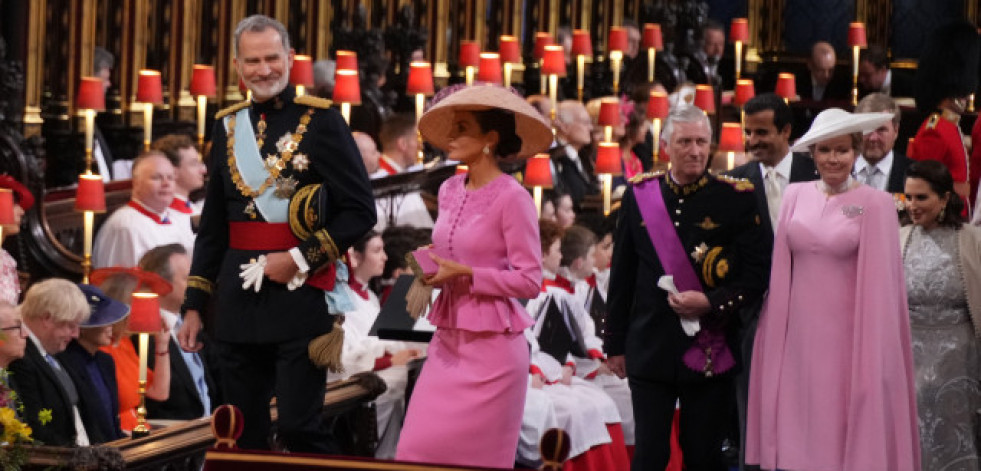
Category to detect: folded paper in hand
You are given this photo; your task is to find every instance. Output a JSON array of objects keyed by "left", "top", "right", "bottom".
[{"left": 658, "top": 275, "right": 700, "bottom": 337}]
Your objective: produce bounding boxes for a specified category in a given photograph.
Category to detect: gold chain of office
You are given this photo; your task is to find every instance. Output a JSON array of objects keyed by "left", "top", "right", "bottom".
[{"left": 226, "top": 109, "right": 313, "bottom": 199}]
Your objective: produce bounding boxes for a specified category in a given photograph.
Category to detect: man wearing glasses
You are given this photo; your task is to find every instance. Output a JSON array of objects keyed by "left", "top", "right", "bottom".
[{"left": 0, "top": 301, "right": 27, "bottom": 369}]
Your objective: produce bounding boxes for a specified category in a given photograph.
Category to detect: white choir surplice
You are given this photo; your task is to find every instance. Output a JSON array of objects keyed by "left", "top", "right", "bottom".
[{"left": 93, "top": 201, "right": 195, "bottom": 268}]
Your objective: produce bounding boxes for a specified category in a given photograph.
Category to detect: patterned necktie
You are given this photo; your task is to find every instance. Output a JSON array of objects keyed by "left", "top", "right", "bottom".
[
  {"left": 864, "top": 166, "right": 881, "bottom": 190},
  {"left": 764, "top": 167, "right": 783, "bottom": 230}
]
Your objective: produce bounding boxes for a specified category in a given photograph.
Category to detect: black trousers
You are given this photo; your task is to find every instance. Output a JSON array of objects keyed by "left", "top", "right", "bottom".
[
  {"left": 217, "top": 336, "right": 338, "bottom": 454},
  {"left": 629, "top": 374, "right": 734, "bottom": 471}
]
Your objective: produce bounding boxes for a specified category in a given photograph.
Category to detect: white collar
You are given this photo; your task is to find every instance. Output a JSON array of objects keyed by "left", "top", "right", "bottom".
[
  {"left": 25, "top": 325, "right": 50, "bottom": 358},
  {"left": 159, "top": 309, "right": 180, "bottom": 332},
  {"left": 542, "top": 269, "right": 557, "bottom": 281},
  {"left": 882, "top": 70, "right": 893, "bottom": 94},
  {"left": 557, "top": 266, "right": 585, "bottom": 285},
  {"left": 131, "top": 198, "right": 172, "bottom": 219},
  {"left": 759, "top": 150, "right": 794, "bottom": 181},
  {"left": 854, "top": 151, "right": 894, "bottom": 177},
  {"left": 380, "top": 154, "right": 404, "bottom": 173}
]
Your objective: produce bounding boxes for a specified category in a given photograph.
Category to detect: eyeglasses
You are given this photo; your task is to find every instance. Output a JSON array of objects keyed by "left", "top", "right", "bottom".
[{"left": 0, "top": 322, "right": 24, "bottom": 334}]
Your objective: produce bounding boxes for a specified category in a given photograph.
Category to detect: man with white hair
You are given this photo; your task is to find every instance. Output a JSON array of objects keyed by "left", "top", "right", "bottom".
[
  {"left": 551, "top": 100, "right": 598, "bottom": 207},
  {"left": 605, "top": 106, "right": 770, "bottom": 470},
  {"left": 9, "top": 279, "right": 92, "bottom": 446}
]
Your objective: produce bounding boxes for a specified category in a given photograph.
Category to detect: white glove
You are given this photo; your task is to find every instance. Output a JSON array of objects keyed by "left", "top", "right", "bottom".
[
  {"left": 287, "top": 272, "right": 307, "bottom": 291},
  {"left": 658, "top": 275, "right": 700, "bottom": 337},
  {"left": 239, "top": 255, "right": 267, "bottom": 293}
]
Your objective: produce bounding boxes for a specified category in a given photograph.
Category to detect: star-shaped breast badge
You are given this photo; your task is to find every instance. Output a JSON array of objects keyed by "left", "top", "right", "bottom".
[{"left": 293, "top": 153, "right": 310, "bottom": 172}]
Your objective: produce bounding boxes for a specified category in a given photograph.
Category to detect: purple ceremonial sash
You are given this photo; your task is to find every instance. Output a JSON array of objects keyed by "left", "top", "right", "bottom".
[
  {"left": 632, "top": 177, "right": 735, "bottom": 377},
  {"left": 632, "top": 178, "right": 703, "bottom": 292}
]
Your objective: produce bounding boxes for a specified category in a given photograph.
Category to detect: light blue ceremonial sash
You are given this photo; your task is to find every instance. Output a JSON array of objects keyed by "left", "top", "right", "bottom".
[{"left": 225, "top": 108, "right": 289, "bottom": 222}]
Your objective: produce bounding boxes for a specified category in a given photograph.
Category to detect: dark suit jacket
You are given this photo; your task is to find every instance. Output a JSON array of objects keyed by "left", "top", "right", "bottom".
[
  {"left": 885, "top": 152, "right": 911, "bottom": 194},
  {"left": 56, "top": 340, "right": 124, "bottom": 444},
  {"left": 144, "top": 337, "right": 217, "bottom": 420},
  {"left": 726, "top": 153, "right": 819, "bottom": 243},
  {"left": 795, "top": 71, "right": 852, "bottom": 102},
  {"left": 9, "top": 342, "right": 82, "bottom": 446},
  {"left": 549, "top": 144, "right": 598, "bottom": 208}
]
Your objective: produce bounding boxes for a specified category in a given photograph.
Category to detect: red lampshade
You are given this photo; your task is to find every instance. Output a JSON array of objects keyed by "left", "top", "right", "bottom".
[
  {"left": 734, "top": 79, "right": 756, "bottom": 106},
  {"left": 542, "top": 45, "right": 566, "bottom": 76},
  {"left": 598, "top": 98, "right": 620, "bottom": 126},
  {"left": 775, "top": 73, "right": 796, "bottom": 100},
  {"left": 572, "top": 30, "right": 593, "bottom": 57},
  {"left": 459, "top": 41, "right": 481, "bottom": 68},
  {"left": 76, "top": 77, "right": 106, "bottom": 111},
  {"left": 336, "top": 50, "right": 358, "bottom": 71},
  {"left": 128, "top": 292, "right": 162, "bottom": 333},
  {"left": 75, "top": 174, "right": 106, "bottom": 212},
  {"left": 730, "top": 18, "right": 750, "bottom": 43},
  {"left": 595, "top": 142, "right": 622, "bottom": 176},
  {"left": 643, "top": 24, "right": 663, "bottom": 50},
  {"left": 0, "top": 190, "right": 14, "bottom": 226},
  {"left": 534, "top": 33, "right": 554, "bottom": 60},
  {"left": 499, "top": 35, "right": 521, "bottom": 63},
  {"left": 647, "top": 91, "right": 669, "bottom": 120},
  {"left": 848, "top": 22, "right": 867, "bottom": 48},
  {"left": 136, "top": 70, "right": 163, "bottom": 105},
  {"left": 608, "top": 27, "right": 628, "bottom": 53},
  {"left": 718, "top": 123, "right": 744, "bottom": 152},
  {"left": 455, "top": 164, "right": 469, "bottom": 175},
  {"left": 189, "top": 65, "right": 216, "bottom": 97},
  {"left": 290, "top": 55, "right": 314, "bottom": 87},
  {"left": 333, "top": 70, "right": 361, "bottom": 104},
  {"left": 907, "top": 137, "right": 916, "bottom": 158},
  {"left": 694, "top": 84, "right": 715, "bottom": 113},
  {"left": 478, "top": 53, "right": 503, "bottom": 84},
  {"left": 406, "top": 61, "right": 435, "bottom": 96},
  {"left": 523, "top": 154, "right": 553, "bottom": 188},
  {"left": 238, "top": 77, "right": 247, "bottom": 95}
]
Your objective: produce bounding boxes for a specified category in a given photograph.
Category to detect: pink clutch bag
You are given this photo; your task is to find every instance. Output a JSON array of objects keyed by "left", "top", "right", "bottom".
[{"left": 407, "top": 248, "right": 440, "bottom": 277}]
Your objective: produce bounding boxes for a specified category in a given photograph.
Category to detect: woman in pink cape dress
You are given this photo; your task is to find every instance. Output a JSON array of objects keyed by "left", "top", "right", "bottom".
[{"left": 745, "top": 108, "right": 920, "bottom": 471}]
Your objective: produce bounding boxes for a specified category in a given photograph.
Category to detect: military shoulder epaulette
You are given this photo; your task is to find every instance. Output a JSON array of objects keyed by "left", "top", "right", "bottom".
[
  {"left": 295, "top": 95, "right": 333, "bottom": 109},
  {"left": 926, "top": 112, "right": 941, "bottom": 130},
  {"left": 629, "top": 170, "right": 665, "bottom": 185},
  {"left": 715, "top": 174, "right": 755, "bottom": 192},
  {"left": 215, "top": 101, "right": 250, "bottom": 119}
]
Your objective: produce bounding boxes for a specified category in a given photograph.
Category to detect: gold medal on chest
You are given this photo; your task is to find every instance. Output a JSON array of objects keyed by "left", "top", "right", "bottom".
[{"left": 274, "top": 176, "right": 299, "bottom": 198}]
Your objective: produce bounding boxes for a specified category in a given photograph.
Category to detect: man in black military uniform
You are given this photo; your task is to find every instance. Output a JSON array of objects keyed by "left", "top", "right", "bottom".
[
  {"left": 605, "top": 106, "right": 770, "bottom": 470},
  {"left": 178, "top": 15, "right": 375, "bottom": 453}
]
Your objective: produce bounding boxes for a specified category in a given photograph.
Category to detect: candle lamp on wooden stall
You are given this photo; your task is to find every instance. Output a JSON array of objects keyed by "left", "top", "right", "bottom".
[
  {"left": 608, "top": 27, "right": 628, "bottom": 95},
  {"left": 848, "top": 23, "right": 867, "bottom": 106},
  {"left": 776, "top": 73, "right": 796, "bottom": 104},
  {"left": 189, "top": 65, "right": 216, "bottom": 148},
  {"left": 595, "top": 142, "right": 622, "bottom": 216},
  {"left": 523, "top": 154, "right": 553, "bottom": 216},
  {"left": 406, "top": 61, "right": 434, "bottom": 165},
  {"left": 534, "top": 33, "right": 554, "bottom": 95},
  {"left": 459, "top": 41, "right": 480, "bottom": 86},
  {"left": 499, "top": 35, "right": 521, "bottom": 88},
  {"left": 718, "top": 122, "right": 744, "bottom": 171},
  {"left": 598, "top": 98, "right": 620, "bottom": 143},
  {"left": 76, "top": 76, "right": 107, "bottom": 283},
  {"left": 290, "top": 54, "right": 314, "bottom": 97},
  {"left": 333, "top": 69, "right": 361, "bottom": 125},
  {"left": 542, "top": 45, "right": 567, "bottom": 122},
  {"left": 734, "top": 79, "right": 756, "bottom": 131},
  {"left": 571, "top": 30, "right": 592, "bottom": 101},
  {"left": 478, "top": 53, "right": 503, "bottom": 85},
  {"left": 730, "top": 18, "right": 749, "bottom": 81},
  {"left": 643, "top": 24, "right": 664, "bottom": 83},
  {"left": 238, "top": 77, "right": 251, "bottom": 102},
  {"left": 129, "top": 292, "right": 162, "bottom": 439},
  {"left": 136, "top": 70, "right": 163, "bottom": 152},
  {"left": 647, "top": 91, "right": 669, "bottom": 164},
  {"left": 694, "top": 84, "right": 715, "bottom": 115}
]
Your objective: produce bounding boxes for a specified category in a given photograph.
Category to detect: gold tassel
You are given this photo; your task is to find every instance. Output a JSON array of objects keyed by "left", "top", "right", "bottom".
[
  {"left": 308, "top": 318, "right": 345, "bottom": 373},
  {"left": 405, "top": 277, "right": 433, "bottom": 320}
]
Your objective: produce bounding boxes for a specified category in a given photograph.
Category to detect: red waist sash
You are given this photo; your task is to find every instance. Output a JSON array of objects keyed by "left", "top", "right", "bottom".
[{"left": 228, "top": 222, "right": 337, "bottom": 291}]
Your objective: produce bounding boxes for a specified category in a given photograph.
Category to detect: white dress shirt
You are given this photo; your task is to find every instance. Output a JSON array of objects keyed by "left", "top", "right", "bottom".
[{"left": 853, "top": 151, "right": 894, "bottom": 192}]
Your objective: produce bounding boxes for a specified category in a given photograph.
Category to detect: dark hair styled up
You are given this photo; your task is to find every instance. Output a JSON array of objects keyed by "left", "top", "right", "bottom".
[
  {"left": 904, "top": 160, "right": 965, "bottom": 228},
  {"left": 472, "top": 109, "right": 523, "bottom": 158}
]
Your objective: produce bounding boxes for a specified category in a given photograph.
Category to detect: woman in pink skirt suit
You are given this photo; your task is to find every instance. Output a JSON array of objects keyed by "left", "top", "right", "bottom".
[{"left": 395, "top": 85, "right": 553, "bottom": 468}]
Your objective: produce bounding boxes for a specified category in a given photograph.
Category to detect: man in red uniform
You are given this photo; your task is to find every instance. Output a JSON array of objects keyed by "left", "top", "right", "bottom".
[{"left": 910, "top": 21, "right": 979, "bottom": 214}]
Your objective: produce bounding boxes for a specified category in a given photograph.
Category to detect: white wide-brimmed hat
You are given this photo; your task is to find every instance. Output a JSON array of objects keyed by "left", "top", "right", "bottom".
[
  {"left": 418, "top": 84, "right": 553, "bottom": 159},
  {"left": 790, "top": 108, "right": 894, "bottom": 152}
]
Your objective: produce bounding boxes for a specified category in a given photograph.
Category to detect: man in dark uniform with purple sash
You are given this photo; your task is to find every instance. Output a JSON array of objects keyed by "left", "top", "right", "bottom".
[
  {"left": 605, "top": 105, "right": 770, "bottom": 470},
  {"left": 178, "top": 15, "right": 375, "bottom": 453}
]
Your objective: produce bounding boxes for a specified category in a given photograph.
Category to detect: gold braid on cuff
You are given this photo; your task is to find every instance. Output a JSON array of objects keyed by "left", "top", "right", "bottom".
[{"left": 187, "top": 276, "right": 215, "bottom": 295}]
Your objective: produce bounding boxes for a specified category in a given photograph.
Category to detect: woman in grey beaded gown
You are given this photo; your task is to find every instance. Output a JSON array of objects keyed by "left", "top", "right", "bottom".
[{"left": 901, "top": 160, "right": 981, "bottom": 471}]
